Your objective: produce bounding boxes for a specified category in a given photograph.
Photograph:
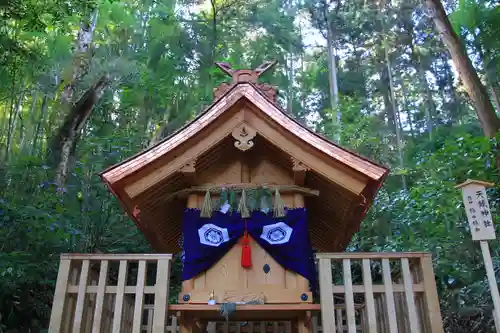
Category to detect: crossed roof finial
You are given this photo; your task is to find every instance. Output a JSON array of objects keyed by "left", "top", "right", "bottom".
[{"left": 215, "top": 60, "right": 278, "bottom": 84}]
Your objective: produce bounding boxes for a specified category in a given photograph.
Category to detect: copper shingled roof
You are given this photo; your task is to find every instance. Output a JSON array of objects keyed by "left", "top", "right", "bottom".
[
  {"left": 99, "top": 78, "right": 390, "bottom": 253},
  {"left": 100, "top": 83, "right": 388, "bottom": 185}
]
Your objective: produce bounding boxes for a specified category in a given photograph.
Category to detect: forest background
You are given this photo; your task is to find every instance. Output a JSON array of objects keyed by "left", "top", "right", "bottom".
[{"left": 0, "top": 0, "right": 499, "bottom": 332}]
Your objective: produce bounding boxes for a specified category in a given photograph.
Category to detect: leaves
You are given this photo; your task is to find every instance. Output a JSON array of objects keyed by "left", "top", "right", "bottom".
[{"left": 0, "top": 0, "right": 499, "bottom": 331}]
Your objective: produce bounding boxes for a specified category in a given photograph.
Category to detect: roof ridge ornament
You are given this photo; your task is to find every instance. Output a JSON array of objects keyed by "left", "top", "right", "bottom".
[
  {"left": 215, "top": 61, "right": 278, "bottom": 83},
  {"left": 213, "top": 61, "right": 279, "bottom": 102}
]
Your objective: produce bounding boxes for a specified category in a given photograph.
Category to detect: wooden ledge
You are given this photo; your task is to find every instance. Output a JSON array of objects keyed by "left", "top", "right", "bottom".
[
  {"left": 169, "top": 304, "right": 321, "bottom": 311},
  {"left": 164, "top": 183, "right": 319, "bottom": 202},
  {"left": 169, "top": 304, "right": 321, "bottom": 321}
]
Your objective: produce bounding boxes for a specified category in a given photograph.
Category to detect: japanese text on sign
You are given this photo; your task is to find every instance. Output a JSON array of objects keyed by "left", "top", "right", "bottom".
[{"left": 461, "top": 184, "right": 495, "bottom": 241}]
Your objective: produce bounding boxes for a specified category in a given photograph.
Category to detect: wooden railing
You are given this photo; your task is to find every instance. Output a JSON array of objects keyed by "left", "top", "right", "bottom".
[
  {"left": 48, "top": 252, "right": 445, "bottom": 333},
  {"left": 48, "top": 253, "right": 172, "bottom": 333},
  {"left": 316, "top": 252, "right": 444, "bottom": 333}
]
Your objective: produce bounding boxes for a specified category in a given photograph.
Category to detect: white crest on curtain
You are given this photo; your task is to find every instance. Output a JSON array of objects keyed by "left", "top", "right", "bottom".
[
  {"left": 260, "top": 222, "right": 293, "bottom": 245},
  {"left": 198, "top": 224, "right": 230, "bottom": 247}
]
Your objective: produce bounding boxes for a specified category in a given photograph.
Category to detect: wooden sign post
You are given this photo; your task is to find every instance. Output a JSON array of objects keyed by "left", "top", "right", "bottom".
[{"left": 456, "top": 179, "right": 499, "bottom": 332}]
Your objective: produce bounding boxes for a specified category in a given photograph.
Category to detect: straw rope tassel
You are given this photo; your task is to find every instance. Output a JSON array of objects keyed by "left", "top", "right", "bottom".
[
  {"left": 238, "top": 189, "right": 250, "bottom": 218},
  {"left": 273, "top": 188, "right": 285, "bottom": 217},
  {"left": 200, "top": 190, "right": 212, "bottom": 218}
]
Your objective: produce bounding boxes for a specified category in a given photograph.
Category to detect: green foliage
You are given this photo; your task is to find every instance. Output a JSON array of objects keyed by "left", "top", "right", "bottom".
[
  {"left": 0, "top": 140, "right": 150, "bottom": 330},
  {"left": 355, "top": 131, "right": 499, "bottom": 332},
  {"left": 0, "top": 0, "right": 499, "bottom": 331},
  {"left": 450, "top": 0, "right": 500, "bottom": 79}
]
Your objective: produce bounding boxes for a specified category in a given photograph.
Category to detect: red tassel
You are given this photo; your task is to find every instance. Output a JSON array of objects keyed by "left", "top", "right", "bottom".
[{"left": 241, "top": 231, "right": 252, "bottom": 268}]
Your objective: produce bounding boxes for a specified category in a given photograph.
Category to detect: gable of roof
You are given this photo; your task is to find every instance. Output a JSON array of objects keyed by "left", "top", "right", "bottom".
[
  {"left": 98, "top": 81, "right": 390, "bottom": 252},
  {"left": 100, "top": 82, "right": 387, "bottom": 186}
]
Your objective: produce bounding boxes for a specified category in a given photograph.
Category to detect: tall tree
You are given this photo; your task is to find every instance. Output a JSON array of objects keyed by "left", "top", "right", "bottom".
[
  {"left": 306, "top": 0, "right": 341, "bottom": 142},
  {"left": 425, "top": 0, "right": 500, "bottom": 137}
]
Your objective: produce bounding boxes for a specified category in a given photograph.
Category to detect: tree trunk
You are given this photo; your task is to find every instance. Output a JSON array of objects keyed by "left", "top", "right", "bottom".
[
  {"left": 425, "top": 0, "right": 500, "bottom": 137},
  {"left": 51, "top": 76, "right": 109, "bottom": 186},
  {"left": 326, "top": 27, "right": 341, "bottom": 142},
  {"left": 418, "top": 65, "right": 436, "bottom": 139},
  {"left": 401, "top": 79, "right": 415, "bottom": 139},
  {"left": 51, "top": 9, "right": 101, "bottom": 186},
  {"left": 489, "top": 83, "right": 500, "bottom": 112},
  {"left": 60, "top": 9, "right": 99, "bottom": 105},
  {"left": 31, "top": 95, "right": 48, "bottom": 156},
  {"left": 287, "top": 52, "right": 294, "bottom": 115},
  {"left": 5, "top": 90, "right": 24, "bottom": 161},
  {"left": 384, "top": 42, "right": 407, "bottom": 190},
  {"left": 20, "top": 91, "right": 39, "bottom": 154},
  {"left": 440, "top": 55, "right": 464, "bottom": 123},
  {"left": 473, "top": 40, "right": 500, "bottom": 113},
  {"left": 380, "top": 68, "right": 395, "bottom": 127}
]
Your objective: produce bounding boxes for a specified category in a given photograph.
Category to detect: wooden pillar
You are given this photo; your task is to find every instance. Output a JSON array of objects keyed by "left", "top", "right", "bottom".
[
  {"left": 402, "top": 258, "right": 421, "bottom": 333},
  {"left": 112, "top": 260, "right": 127, "bottom": 333},
  {"left": 179, "top": 194, "right": 197, "bottom": 333},
  {"left": 72, "top": 259, "right": 90, "bottom": 333},
  {"left": 241, "top": 154, "right": 251, "bottom": 183},
  {"left": 132, "top": 260, "right": 147, "bottom": 333},
  {"left": 294, "top": 193, "right": 309, "bottom": 291},
  {"left": 48, "top": 257, "right": 71, "bottom": 333},
  {"left": 187, "top": 194, "right": 198, "bottom": 209},
  {"left": 294, "top": 193, "right": 304, "bottom": 209},
  {"left": 207, "top": 322, "right": 217, "bottom": 333},
  {"left": 382, "top": 259, "right": 398, "bottom": 333},
  {"left": 182, "top": 194, "right": 198, "bottom": 296},
  {"left": 420, "top": 255, "right": 444, "bottom": 333},
  {"left": 179, "top": 313, "right": 203, "bottom": 333},
  {"left": 152, "top": 258, "right": 171, "bottom": 333},
  {"left": 296, "top": 312, "right": 312, "bottom": 333},
  {"left": 92, "top": 260, "right": 108, "bottom": 333},
  {"left": 318, "top": 258, "right": 336, "bottom": 333},
  {"left": 362, "top": 259, "right": 377, "bottom": 333}
]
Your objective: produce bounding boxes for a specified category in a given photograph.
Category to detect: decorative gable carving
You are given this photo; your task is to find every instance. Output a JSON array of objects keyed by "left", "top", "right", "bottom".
[{"left": 232, "top": 124, "right": 257, "bottom": 151}]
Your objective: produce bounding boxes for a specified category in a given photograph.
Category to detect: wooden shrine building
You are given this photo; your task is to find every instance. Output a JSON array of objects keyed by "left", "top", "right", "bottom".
[{"left": 47, "top": 62, "right": 445, "bottom": 333}]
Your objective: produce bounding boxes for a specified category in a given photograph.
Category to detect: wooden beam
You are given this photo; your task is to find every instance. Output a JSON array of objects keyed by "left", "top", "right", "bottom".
[
  {"left": 245, "top": 110, "right": 366, "bottom": 194},
  {"left": 124, "top": 110, "right": 245, "bottom": 198},
  {"left": 61, "top": 253, "right": 172, "bottom": 260},
  {"left": 164, "top": 183, "right": 319, "bottom": 202},
  {"left": 179, "top": 158, "right": 197, "bottom": 184},
  {"left": 316, "top": 252, "right": 431, "bottom": 259},
  {"left": 291, "top": 157, "right": 309, "bottom": 186},
  {"left": 168, "top": 304, "right": 321, "bottom": 311}
]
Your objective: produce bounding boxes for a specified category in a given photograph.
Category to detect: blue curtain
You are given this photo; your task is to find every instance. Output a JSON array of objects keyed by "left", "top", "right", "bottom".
[{"left": 181, "top": 208, "right": 317, "bottom": 292}]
